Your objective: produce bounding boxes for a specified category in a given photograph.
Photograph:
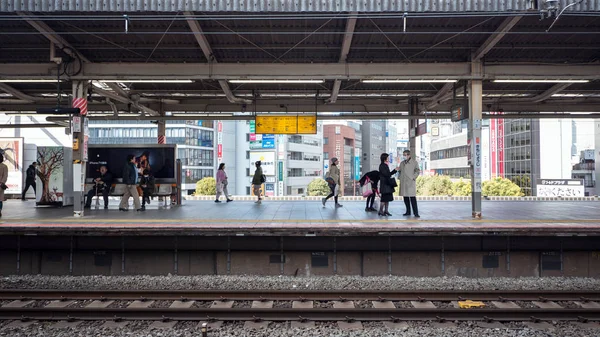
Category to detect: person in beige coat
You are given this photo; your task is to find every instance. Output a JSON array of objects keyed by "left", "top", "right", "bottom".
[
  {"left": 0, "top": 154, "right": 8, "bottom": 217},
  {"left": 322, "top": 157, "right": 342, "bottom": 208},
  {"left": 398, "top": 150, "right": 420, "bottom": 217}
]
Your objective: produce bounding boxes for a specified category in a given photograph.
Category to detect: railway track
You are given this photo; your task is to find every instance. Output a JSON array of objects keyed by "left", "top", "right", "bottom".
[{"left": 1, "top": 290, "right": 599, "bottom": 325}]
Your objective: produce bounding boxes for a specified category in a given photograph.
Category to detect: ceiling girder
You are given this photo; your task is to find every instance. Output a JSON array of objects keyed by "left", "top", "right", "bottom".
[
  {"left": 473, "top": 16, "right": 523, "bottom": 61},
  {"left": 1, "top": 62, "right": 597, "bottom": 80},
  {"left": 4, "top": 98, "right": 600, "bottom": 113},
  {"left": 185, "top": 11, "right": 252, "bottom": 104},
  {"left": 328, "top": 12, "right": 357, "bottom": 104}
]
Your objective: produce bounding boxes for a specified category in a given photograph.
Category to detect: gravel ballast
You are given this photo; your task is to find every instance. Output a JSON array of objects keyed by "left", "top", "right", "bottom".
[{"left": 2, "top": 275, "right": 600, "bottom": 291}]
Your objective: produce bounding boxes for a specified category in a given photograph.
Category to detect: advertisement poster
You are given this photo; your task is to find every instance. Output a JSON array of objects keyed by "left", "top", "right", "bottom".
[
  {"left": 249, "top": 151, "right": 275, "bottom": 176},
  {"left": 87, "top": 146, "right": 176, "bottom": 180},
  {"left": 0, "top": 137, "right": 24, "bottom": 194},
  {"left": 36, "top": 146, "right": 65, "bottom": 205}
]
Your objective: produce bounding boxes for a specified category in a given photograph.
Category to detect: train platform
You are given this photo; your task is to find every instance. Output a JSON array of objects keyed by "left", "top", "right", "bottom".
[{"left": 1, "top": 199, "right": 599, "bottom": 236}]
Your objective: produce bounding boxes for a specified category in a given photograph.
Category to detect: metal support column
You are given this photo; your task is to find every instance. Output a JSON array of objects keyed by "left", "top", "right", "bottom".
[
  {"left": 72, "top": 81, "right": 89, "bottom": 217},
  {"left": 469, "top": 61, "right": 483, "bottom": 218},
  {"left": 408, "top": 97, "right": 418, "bottom": 156}
]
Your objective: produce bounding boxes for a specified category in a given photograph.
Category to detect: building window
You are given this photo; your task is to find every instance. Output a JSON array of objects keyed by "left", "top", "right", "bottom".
[
  {"left": 324, "top": 152, "right": 329, "bottom": 160},
  {"left": 246, "top": 151, "right": 250, "bottom": 159},
  {"left": 246, "top": 186, "right": 251, "bottom": 195},
  {"left": 246, "top": 168, "right": 250, "bottom": 176},
  {"left": 323, "top": 137, "right": 328, "bottom": 145},
  {"left": 246, "top": 133, "right": 250, "bottom": 142}
]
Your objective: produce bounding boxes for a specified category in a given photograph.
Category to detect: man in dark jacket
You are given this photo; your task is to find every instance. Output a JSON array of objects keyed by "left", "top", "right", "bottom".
[
  {"left": 119, "top": 154, "right": 141, "bottom": 212},
  {"left": 139, "top": 169, "right": 155, "bottom": 211},
  {"left": 21, "top": 162, "right": 37, "bottom": 200},
  {"left": 84, "top": 165, "right": 113, "bottom": 209}
]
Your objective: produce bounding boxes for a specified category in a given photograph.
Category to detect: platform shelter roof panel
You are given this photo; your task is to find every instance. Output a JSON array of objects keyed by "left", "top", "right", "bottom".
[{"left": 2, "top": 0, "right": 599, "bottom": 13}]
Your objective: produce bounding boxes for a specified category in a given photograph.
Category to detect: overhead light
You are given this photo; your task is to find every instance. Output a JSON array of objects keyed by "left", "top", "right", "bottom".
[
  {"left": 361, "top": 79, "right": 457, "bottom": 83},
  {"left": 493, "top": 79, "right": 589, "bottom": 83},
  {"left": 98, "top": 80, "right": 193, "bottom": 83},
  {"left": 0, "top": 79, "right": 62, "bottom": 83},
  {"left": 228, "top": 79, "right": 324, "bottom": 84}
]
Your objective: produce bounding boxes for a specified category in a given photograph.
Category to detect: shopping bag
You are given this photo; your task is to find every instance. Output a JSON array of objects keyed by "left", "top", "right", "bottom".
[{"left": 362, "top": 181, "right": 373, "bottom": 198}]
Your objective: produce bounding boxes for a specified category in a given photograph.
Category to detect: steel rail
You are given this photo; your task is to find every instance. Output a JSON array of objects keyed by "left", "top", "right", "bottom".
[
  {"left": 1, "top": 307, "right": 600, "bottom": 322},
  {"left": 1, "top": 290, "right": 599, "bottom": 301}
]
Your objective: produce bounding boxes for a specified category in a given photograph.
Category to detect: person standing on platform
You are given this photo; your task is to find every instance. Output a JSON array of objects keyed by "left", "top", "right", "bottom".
[
  {"left": 359, "top": 170, "right": 380, "bottom": 212},
  {"left": 322, "top": 157, "right": 343, "bottom": 208},
  {"left": 84, "top": 165, "right": 113, "bottom": 209},
  {"left": 119, "top": 154, "right": 141, "bottom": 212},
  {"left": 216, "top": 163, "right": 233, "bottom": 203},
  {"left": 252, "top": 161, "right": 264, "bottom": 204},
  {"left": 399, "top": 149, "right": 420, "bottom": 217},
  {"left": 21, "top": 162, "right": 37, "bottom": 200},
  {"left": 0, "top": 154, "right": 8, "bottom": 218},
  {"left": 378, "top": 153, "right": 398, "bottom": 216},
  {"left": 139, "top": 169, "right": 155, "bottom": 211}
]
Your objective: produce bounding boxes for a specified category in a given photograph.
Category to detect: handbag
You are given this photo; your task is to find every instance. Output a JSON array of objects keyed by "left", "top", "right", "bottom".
[
  {"left": 389, "top": 176, "right": 398, "bottom": 188},
  {"left": 361, "top": 178, "right": 373, "bottom": 198},
  {"left": 0, "top": 183, "right": 6, "bottom": 190}
]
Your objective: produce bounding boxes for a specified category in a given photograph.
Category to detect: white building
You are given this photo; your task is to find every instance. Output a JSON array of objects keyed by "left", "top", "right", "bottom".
[{"left": 228, "top": 121, "right": 323, "bottom": 196}]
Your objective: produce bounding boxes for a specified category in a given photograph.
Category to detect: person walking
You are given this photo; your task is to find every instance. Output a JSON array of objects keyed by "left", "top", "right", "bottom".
[
  {"left": 378, "top": 153, "right": 398, "bottom": 216},
  {"left": 216, "top": 163, "right": 233, "bottom": 203},
  {"left": 399, "top": 150, "right": 421, "bottom": 217},
  {"left": 119, "top": 154, "right": 141, "bottom": 212},
  {"left": 0, "top": 154, "right": 8, "bottom": 218},
  {"left": 21, "top": 162, "right": 37, "bottom": 200},
  {"left": 251, "top": 161, "right": 264, "bottom": 204},
  {"left": 139, "top": 169, "right": 155, "bottom": 211},
  {"left": 84, "top": 165, "right": 113, "bottom": 209},
  {"left": 359, "top": 170, "right": 380, "bottom": 212},
  {"left": 322, "top": 157, "right": 343, "bottom": 208}
]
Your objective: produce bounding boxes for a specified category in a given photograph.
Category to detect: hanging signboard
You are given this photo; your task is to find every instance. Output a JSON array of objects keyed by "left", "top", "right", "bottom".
[
  {"left": 255, "top": 115, "right": 317, "bottom": 134},
  {"left": 451, "top": 103, "right": 469, "bottom": 122}
]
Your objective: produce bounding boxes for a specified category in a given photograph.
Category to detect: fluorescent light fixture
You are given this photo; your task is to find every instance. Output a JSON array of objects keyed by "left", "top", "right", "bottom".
[
  {"left": 361, "top": 79, "right": 457, "bottom": 83},
  {"left": 228, "top": 79, "right": 324, "bottom": 84},
  {"left": 493, "top": 79, "right": 589, "bottom": 83},
  {"left": 98, "top": 80, "right": 193, "bottom": 83},
  {"left": 0, "top": 79, "right": 62, "bottom": 83}
]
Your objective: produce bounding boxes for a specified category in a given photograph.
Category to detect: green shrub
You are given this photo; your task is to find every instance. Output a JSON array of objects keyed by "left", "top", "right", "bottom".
[
  {"left": 307, "top": 178, "right": 331, "bottom": 196},
  {"left": 195, "top": 177, "right": 216, "bottom": 196},
  {"left": 417, "top": 175, "right": 453, "bottom": 196},
  {"left": 452, "top": 178, "right": 472, "bottom": 196},
  {"left": 482, "top": 177, "right": 523, "bottom": 197}
]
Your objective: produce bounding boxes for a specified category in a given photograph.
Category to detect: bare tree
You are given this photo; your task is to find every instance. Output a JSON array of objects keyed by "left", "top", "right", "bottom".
[{"left": 37, "top": 147, "right": 64, "bottom": 203}]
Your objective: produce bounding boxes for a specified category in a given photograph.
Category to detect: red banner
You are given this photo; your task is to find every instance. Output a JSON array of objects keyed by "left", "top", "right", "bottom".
[
  {"left": 72, "top": 97, "right": 87, "bottom": 116},
  {"left": 217, "top": 144, "right": 223, "bottom": 158},
  {"left": 497, "top": 119, "right": 504, "bottom": 177}
]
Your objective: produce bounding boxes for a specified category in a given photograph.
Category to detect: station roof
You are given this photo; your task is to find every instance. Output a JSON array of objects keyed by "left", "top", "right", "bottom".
[{"left": 0, "top": 6, "right": 599, "bottom": 119}]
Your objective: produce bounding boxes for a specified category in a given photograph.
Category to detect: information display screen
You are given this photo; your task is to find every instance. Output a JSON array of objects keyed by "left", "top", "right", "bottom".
[{"left": 87, "top": 147, "right": 176, "bottom": 180}]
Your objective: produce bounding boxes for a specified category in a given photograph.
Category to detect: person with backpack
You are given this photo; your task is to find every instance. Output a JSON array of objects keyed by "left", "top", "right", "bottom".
[
  {"left": 359, "top": 170, "right": 380, "bottom": 212},
  {"left": 21, "top": 162, "right": 37, "bottom": 200},
  {"left": 322, "top": 157, "right": 342, "bottom": 208},
  {"left": 251, "top": 161, "right": 265, "bottom": 204}
]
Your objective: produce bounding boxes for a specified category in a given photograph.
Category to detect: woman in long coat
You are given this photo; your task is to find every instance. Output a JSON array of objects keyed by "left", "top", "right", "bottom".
[
  {"left": 0, "top": 154, "right": 8, "bottom": 218},
  {"left": 378, "top": 153, "right": 398, "bottom": 216},
  {"left": 398, "top": 149, "right": 420, "bottom": 217}
]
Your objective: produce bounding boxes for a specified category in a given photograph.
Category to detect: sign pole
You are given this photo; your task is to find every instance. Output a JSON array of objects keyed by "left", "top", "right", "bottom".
[
  {"left": 469, "top": 61, "right": 483, "bottom": 219},
  {"left": 71, "top": 81, "right": 89, "bottom": 217}
]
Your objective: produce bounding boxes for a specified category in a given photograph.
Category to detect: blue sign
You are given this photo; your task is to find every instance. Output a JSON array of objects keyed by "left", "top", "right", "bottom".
[
  {"left": 262, "top": 134, "right": 275, "bottom": 149},
  {"left": 354, "top": 156, "right": 360, "bottom": 180}
]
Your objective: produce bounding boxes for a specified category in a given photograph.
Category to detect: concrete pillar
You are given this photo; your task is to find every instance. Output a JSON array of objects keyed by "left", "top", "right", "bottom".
[
  {"left": 71, "top": 81, "right": 90, "bottom": 217},
  {"left": 408, "top": 97, "right": 418, "bottom": 156},
  {"left": 469, "top": 61, "right": 483, "bottom": 218},
  {"left": 157, "top": 121, "right": 166, "bottom": 144}
]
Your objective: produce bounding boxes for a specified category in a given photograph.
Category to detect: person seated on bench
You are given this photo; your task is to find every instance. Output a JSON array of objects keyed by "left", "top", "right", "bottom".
[
  {"left": 139, "top": 169, "right": 155, "bottom": 211},
  {"left": 84, "top": 165, "right": 113, "bottom": 209}
]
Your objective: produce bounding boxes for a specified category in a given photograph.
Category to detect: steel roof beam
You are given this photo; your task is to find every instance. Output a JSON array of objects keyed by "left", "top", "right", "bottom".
[
  {"left": 0, "top": 83, "right": 54, "bottom": 103},
  {"left": 499, "top": 83, "right": 572, "bottom": 103},
  {"left": 473, "top": 16, "right": 522, "bottom": 61},
  {"left": 18, "top": 11, "right": 91, "bottom": 64},
  {"left": 328, "top": 12, "right": 357, "bottom": 104},
  {"left": 1, "top": 62, "right": 598, "bottom": 80},
  {"left": 425, "top": 82, "right": 455, "bottom": 111},
  {"left": 185, "top": 11, "right": 252, "bottom": 105}
]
